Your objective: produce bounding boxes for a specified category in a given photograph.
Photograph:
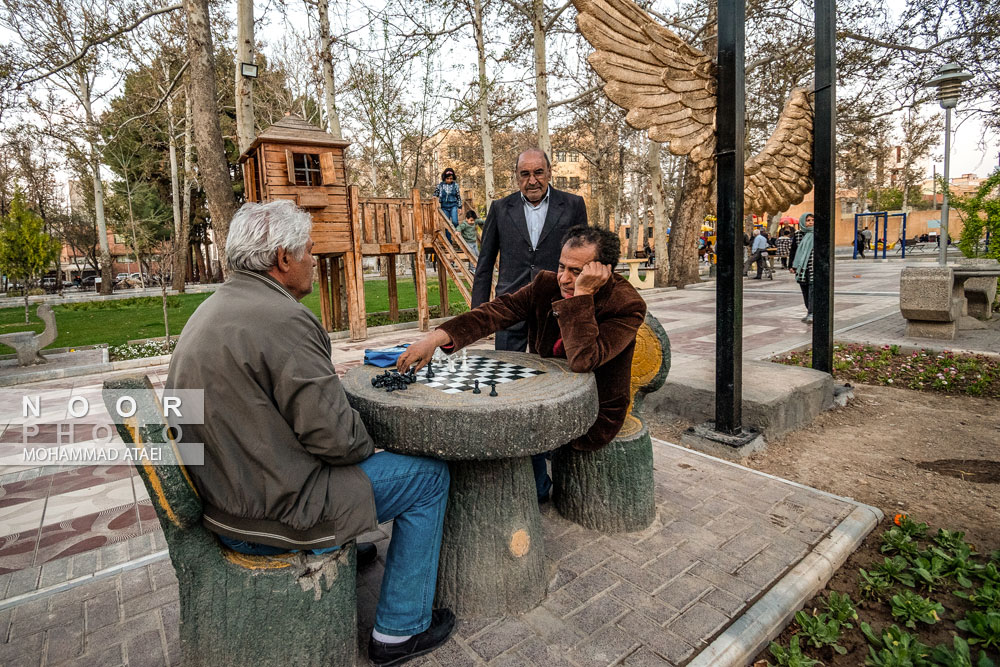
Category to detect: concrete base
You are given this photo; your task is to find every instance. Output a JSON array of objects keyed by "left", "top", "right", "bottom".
[
  {"left": 681, "top": 422, "right": 766, "bottom": 461},
  {"left": 644, "top": 358, "right": 835, "bottom": 439},
  {"left": 905, "top": 319, "right": 957, "bottom": 340}
]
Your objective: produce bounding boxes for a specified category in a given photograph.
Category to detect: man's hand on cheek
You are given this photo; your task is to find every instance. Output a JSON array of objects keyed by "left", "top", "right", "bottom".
[{"left": 574, "top": 261, "right": 612, "bottom": 296}]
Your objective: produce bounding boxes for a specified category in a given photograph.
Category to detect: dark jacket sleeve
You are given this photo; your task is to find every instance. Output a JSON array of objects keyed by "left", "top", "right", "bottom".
[
  {"left": 272, "top": 313, "right": 374, "bottom": 466},
  {"left": 571, "top": 193, "right": 588, "bottom": 226},
  {"left": 439, "top": 279, "right": 537, "bottom": 350},
  {"left": 471, "top": 202, "right": 501, "bottom": 307},
  {"left": 552, "top": 290, "right": 646, "bottom": 373}
]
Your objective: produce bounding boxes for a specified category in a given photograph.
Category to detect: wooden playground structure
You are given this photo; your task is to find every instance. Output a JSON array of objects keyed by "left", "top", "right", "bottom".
[{"left": 239, "top": 114, "right": 480, "bottom": 341}]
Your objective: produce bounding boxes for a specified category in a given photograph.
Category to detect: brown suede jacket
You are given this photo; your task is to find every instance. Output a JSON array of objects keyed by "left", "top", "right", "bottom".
[{"left": 438, "top": 271, "right": 646, "bottom": 451}]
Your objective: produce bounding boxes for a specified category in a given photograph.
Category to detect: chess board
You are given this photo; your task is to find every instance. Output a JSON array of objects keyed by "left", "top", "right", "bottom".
[{"left": 416, "top": 355, "right": 546, "bottom": 394}]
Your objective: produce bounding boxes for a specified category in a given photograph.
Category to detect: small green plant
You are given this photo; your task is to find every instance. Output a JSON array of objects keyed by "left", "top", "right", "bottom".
[
  {"left": 954, "top": 582, "right": 1000, "bottom": 612},
  {"left": 882, "top": 528, "right": 920, "bottom": 557},
  {"left": 909, "top": 554, "right": 949, "bottom": 591},
  {"left": 767, "top": 635, "right": 824, "bottom": 667},
  {"left": 860, "top": 622, "right": 931, "bottom": 666},
  {"left": 795, "top": 610, "right": 847, "bottom": 654},
  {"left": 895, "top": 515, "right": 929, "bottom": 539},
  {"left": 889, "top": 590, "right": 945, "bottom": 629},
  {"left": 873, "top": 556, "right": 917, "bottom": 588},
  {"left": 860, "top": 568, "right": 894, "bottom": 600},
  {"left": 933, "top": 542, "right": 983, "bottom": 588},
  {"left": 956, "top": 611, "right": 1000, "bottom": 652},
  {"left": 823, "top": 591, "right": 858, "bottom": 626},
  {"left": 935, "top": 529, "right": 974, "bottom": 555},
  {"left": 930, "top": 636, "right": 996, "bottom": 667},
  {"left": 979, "top": 563, "right": 1000, "bottom": 586}
]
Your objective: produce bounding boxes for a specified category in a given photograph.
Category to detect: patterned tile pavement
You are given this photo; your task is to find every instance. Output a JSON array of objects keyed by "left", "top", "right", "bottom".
[
  {"left": 0, "top": 258, "right": 914, "bottom": 664},
  {"left": 0, "top": 439, "right": 866, "bottom": 667}
]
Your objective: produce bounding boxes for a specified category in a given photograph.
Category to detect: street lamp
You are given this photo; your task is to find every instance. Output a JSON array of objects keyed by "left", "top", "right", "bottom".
[
  {"left": 924, "top": 62, "right": 973, "bottom": 266},
  {"left": 240, "top": 62, "right": 259, "bottom": 79}
]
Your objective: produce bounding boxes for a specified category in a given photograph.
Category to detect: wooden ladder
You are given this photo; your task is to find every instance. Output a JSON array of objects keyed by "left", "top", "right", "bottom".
[{"left": 430, "top": 210, "right": 475, "bottom": 307}]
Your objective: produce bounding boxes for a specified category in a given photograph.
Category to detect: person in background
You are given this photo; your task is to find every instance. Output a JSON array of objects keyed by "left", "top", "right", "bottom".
[
  {"left": 456, "top": 210, "right": 481, "bottom": 258},
  {"left": 790, "top": 212, "right": 815, "bottom": 324},
  {"left": 776, "top": 227, "right": 792, "bottom": 268},
  {"left": 433, "top": 168, "right": 462, "bottom": 228},
  {"left": 471, "top": 148, "right": 588, "bottom": 352}
]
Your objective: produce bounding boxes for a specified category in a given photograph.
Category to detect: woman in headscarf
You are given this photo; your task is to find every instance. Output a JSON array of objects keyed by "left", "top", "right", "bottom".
[{"left": 790, "top": 212, "right": 815, "bottom": 324}]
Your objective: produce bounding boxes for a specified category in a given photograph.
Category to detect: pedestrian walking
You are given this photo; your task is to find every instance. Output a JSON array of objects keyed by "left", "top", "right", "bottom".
[{"left": 790, "top": 212, "right": 815, "bottom": 324}]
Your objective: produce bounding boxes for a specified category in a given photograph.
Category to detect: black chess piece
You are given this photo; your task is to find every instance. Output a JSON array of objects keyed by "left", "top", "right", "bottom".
[
  {"left": 425, "top": 362, "right": 434, "bottom": 379},
  {"left": 472, "top": 379, "right": 481, "bottom": 394},
  {"left": 489, "top": 381, "right": 498, "bottom": 397}
]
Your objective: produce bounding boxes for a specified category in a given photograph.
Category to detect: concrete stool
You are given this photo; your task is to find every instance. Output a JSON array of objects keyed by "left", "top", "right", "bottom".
[
  {"left": 0, "top": 303, "right": 57, "bottom": 365},
  {"left": 103, "top": 377, "right": 357, "bottom": 667},
  {"left": 553, "top": 313, "right": 671, "bottom": 533}
]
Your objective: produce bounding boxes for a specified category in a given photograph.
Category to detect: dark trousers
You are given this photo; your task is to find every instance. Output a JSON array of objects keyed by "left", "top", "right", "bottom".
[
  {"left": 495, "top": 320, "right": 549, "bottom": 499},
  {"left": 744, "top": 250, "right": 766, "bottom": 277},
  {"left": 798, "top": 280, "right": 813, "bottom": 314}
]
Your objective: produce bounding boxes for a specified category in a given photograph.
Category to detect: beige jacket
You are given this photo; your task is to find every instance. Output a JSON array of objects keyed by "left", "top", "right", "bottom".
[{"left": 166, "top": 270, "right": 376, "bottom": 549}]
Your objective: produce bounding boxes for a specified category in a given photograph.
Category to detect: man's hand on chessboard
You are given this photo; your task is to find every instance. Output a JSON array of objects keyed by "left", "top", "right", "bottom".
[{"left": 396, "top": 330, "right": 453, "bottom": 373}]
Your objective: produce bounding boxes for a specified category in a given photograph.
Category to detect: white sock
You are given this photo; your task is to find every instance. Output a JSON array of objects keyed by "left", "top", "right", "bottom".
[{"left": 372, "top": 630, "right": 412, "bottom": 644}]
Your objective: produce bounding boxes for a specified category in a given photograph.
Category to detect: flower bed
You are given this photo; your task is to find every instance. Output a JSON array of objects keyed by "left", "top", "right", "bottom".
[
  {"left": 758, "top": 516, "right": 1000, "bottom": 666},
  {"left": 109, "top": 339, "right": 176, "bottom": 361},
  {"left": 774, "top": 344, "right": 1000, "bottom": 398}
]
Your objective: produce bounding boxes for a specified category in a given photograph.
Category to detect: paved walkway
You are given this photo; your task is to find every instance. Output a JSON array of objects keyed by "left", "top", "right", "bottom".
[
  {"left": 0, "top": 257, "right": 935, "bottom": 665},
  {"left": 0, "top": 438, "right": 878, "bottom": 667}
]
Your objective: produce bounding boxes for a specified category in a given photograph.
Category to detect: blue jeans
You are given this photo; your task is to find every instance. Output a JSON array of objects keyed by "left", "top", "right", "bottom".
[
  {"left": 219, "top": 452, "right": 449, "bottom": 637},
  {"left": 359, "top": 452, "right": 449, "bottom": 636},
  {"left": 441, "top": 206, "right": 458, "bottom": 243},
  {"left": 531, "top": 452, "right": 552, "bottom": 500}
]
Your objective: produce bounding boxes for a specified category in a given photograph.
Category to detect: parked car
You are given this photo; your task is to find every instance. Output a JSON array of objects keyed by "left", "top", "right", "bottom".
[{"left": 80, "top": 276, "right": 101, "bottom": 289}]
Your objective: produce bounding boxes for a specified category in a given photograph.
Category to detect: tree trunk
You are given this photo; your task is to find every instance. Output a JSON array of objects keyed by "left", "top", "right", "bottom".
[
  {"left": 194, "top": 242, "right": 207, "bottom": 283},
  {"left": 473, "top": 0, "right": 495, "bottom": 213},
  {"left": 317, "top": 0, "right": 343, "bottom": 139},
  {"left": 78, "top": 75, "right": 113, "bottom": 296},
  {"left": 667, "top": 158, "right": 708, "bottom": 287},
  {"left": 174, "top": 94, "right": 194, "bottom": 293},
  {"left": 234, "top": 0, "right": 255, "bottom": 154},
  {"left": 531, "top": 0, "right": 550, "bottom": 157},
  {"left": 648, "top": 140, "right": 670, "bottom": 286},
  {"left": 166, "top": 93, "right": 184, "bottom": 291},
  {"left": 627, "top": 173, "right": 640, "bottom": 260},
  {"left": 184, "top": 0, "right": 238, "bottom": 276}
]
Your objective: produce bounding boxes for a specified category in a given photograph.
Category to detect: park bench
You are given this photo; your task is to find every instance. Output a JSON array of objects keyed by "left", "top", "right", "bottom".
[
  {"left": 552, "top": 313, "right": 671, "bottom": 532},
  {"left": 899, "top": 258, "right": 1000, "bottom": 340},
  {"left": 102, "top": 376, "right": 358, "bottom": 667}
]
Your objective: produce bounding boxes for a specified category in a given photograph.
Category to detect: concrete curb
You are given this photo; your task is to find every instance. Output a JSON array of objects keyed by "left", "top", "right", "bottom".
[{"left": 688, "top": 504, "right": 882, "bottom": 667}]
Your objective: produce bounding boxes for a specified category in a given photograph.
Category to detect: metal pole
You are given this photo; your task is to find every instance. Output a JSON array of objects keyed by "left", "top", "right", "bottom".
[
  {"left": 714, "top": 0, "right": 745, "bottom": 434},
  {"left": 940, "top": 108, "right": 951, "bottom": 266},
  {"left": 811, "top": 0, "right": 835, "bottom": 374}
]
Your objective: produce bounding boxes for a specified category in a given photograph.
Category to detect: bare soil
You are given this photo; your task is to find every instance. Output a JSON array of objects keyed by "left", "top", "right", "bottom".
[{"left": 645, "top": 383, "right": 1000, "bottom": 665}]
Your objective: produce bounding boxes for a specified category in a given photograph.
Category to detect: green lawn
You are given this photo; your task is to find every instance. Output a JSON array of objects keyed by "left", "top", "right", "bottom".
[{"left": 0, "top": 278, "right": 468, "bottom": 351}]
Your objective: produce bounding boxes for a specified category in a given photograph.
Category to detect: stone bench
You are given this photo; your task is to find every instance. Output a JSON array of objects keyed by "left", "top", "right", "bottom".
[
  {"left": 899, "top": 259, "right": 1000, "bottom": 339},
  {"left": 102, "top": 376, "right": 358, "bottom": 667},
  {"left": 552, "top": 313, "right": 671, "bottom": 533}
]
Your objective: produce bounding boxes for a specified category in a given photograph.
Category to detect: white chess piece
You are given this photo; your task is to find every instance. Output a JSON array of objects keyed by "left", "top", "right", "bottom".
[
  {"left": 461, "top": 349, "right": 468, "bottom": 372},
  {"left": 446, "top": 355, "right": 456, "bottom": 373}
]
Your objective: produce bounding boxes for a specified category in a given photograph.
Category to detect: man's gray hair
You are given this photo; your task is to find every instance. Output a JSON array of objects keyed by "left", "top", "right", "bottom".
[{"left": 226, "top": 200, "right": 313, "bottom": 271}]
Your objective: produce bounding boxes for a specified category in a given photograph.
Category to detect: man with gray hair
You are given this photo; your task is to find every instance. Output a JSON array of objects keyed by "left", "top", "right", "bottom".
[{"left": 167, "top": 200, "right": 456, "bottom": 665}]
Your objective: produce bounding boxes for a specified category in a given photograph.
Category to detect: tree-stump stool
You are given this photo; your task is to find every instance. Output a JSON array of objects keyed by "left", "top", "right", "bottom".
[
  {"left": 343, "top": 351, "right": 597, "bottom": 616},
  {"left": 103, "top": 377, "right": 357, "bottom": 667},
  {"left": 553, "top": 313, "right": 671, "bottom": 533}
]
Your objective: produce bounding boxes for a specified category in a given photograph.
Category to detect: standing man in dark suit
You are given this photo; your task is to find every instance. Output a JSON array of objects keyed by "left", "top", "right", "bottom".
[{"left": 472, "top": 148, "right": 588, "bottom": 352}]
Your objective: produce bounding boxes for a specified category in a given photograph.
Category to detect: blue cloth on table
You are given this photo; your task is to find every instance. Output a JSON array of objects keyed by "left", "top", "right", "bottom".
[{"left": 364, "top": 344, "right": 410, "bottom": 368}]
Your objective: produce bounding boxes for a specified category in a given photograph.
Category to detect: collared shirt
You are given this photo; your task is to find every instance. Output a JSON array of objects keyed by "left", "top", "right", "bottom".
[
  {"left": 521, "top": 187, "right": 551, "bottom": 249},
  {"left": 752, "top": 235, "right": 768, "bottom": 253}
]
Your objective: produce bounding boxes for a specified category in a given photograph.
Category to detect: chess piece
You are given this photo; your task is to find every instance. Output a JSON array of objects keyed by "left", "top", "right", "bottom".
[
  {"left": 472, "top": 379, "right": 481, "bottom": 394},
  {"left": 461, "top": 349, "right": 468, "bottom": 372},
  {"left": 425, "top": 362, "right": 434, "bottom": 379},
  {"left": 446, "top": 355, "right": 456, "bottom": 373},
  {"left": 489, "top": 381, "right": 498, "bottom": 397}
]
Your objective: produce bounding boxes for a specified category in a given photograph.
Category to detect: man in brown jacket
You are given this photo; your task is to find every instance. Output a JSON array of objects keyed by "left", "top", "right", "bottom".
[
  {"left": 167, "top": 200, "right": 455, "bottom": 666},
  {"left": 398, "top": 225, "right": 646, "bottom": 500}
]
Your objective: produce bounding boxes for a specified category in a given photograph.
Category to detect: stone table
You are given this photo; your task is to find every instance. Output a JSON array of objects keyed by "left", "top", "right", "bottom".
[{"left": 343, "top": 351, "right": 598, "bottom": 616}]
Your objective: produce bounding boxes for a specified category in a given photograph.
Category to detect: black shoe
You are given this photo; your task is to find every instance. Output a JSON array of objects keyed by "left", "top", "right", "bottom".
[
  {"left": 368, "top": 608, "right": 456, "bottom": 666},
  {"left": 357, "top": 542, "right": 378, "bottom": 569}
]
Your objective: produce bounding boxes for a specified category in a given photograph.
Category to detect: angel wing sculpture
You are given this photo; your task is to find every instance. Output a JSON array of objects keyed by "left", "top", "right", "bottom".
[{"left": 574, "top": 0, "right": 813, "bottom": 217}]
